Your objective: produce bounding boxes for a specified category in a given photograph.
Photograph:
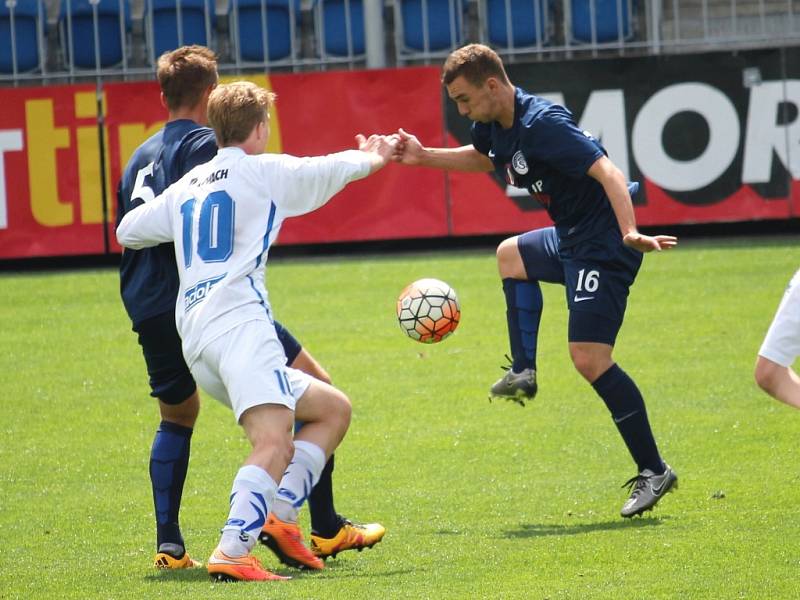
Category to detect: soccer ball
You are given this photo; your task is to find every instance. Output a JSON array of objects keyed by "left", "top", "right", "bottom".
[{"left": 396, "top": 278, "right": 460, "bottom": 344}]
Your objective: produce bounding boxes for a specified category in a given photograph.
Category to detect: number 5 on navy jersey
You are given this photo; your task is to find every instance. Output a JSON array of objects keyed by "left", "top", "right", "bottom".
[
  {"left": 131, "top": 162, "right": 155, "bottom": 204},
  {"left": 180, "top": 191, "right": 236, "bottom": 268}
]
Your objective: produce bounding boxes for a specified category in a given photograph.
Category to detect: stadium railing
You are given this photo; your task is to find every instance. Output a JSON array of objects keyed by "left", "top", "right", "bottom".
[
  {"left": 228, "top": 0, "right": 300, "bottom": 69},
  {"left": 144, "top": 0, "right": 214, "bottom": 64},
  {"left": 2, "top": 0, "right": 800, "bottom": 84},
  {"left": 59, "top": 0, "right": 132, "bottom": 73},
  {"left": 314, "top": 0, "right": 367, "bottom": 65},
  {"left": 0, "top": 0, "right": 47, "bottom": 76},
  {"left": 569, "top": 0, "right": 633, "bottom": 44},
  {"left": 393, "top": 0, "right": 466, "bottom": 64},
  {"left": 478, "top": 0, "right": 549, "bottom": 54}
]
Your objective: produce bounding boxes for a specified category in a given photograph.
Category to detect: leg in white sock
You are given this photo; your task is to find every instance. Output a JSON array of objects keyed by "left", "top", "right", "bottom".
[
  {"left": 219, "top": 464, "right": 278, "bottom": 557},
  {"left": 272, "top": 440, "right": 326, "bottom": 523}
]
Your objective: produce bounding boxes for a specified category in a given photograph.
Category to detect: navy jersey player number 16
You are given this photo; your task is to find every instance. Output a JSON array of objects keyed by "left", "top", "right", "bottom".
[{"left": 391, "top": 43, "right": 679, "bottom": 519}]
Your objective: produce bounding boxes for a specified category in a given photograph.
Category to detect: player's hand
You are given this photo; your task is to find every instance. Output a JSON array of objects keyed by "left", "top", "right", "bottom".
[
  {"left": 623, "top": 232, "right": 678, "bottom": 252},
  {"left": 355, "top": 133, "right": 399, "bottom": 165},
  {"left": 392, "top": 128, "right": 425, "bottom": 165},
  {"left": 355, "top": 133, "right": 400, "bottom": 172}
]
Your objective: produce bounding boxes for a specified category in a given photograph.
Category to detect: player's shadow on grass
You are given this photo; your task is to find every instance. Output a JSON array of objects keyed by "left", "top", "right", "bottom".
[
  {"left": 144, "top": 567, "right": 300, "bottom": 583},
  {"left": 144, "top": 561, "right": 418, "bottom": 583},
  {"left": 505, "top": 517, "right": 665, "bottom": 539},
  {"left": 144, "top": 569, "right": 214, "bottom": 583},
  {"left": 317, "top": 567, "right": 422, "bottom": 580}
]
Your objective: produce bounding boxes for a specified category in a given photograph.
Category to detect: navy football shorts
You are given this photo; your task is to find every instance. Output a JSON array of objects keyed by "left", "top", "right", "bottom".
[
  {"left": 134, "top": 311, "right": 197, "bottom": 405},
  {"left": 274, "top": 319, "right": 302, "bottom": 365},
  {"left": 517, "top": 226, "right": 643, "bottom": 346},
  {"left": 134, "top": 313, "right": 303, "bottom": 405}
]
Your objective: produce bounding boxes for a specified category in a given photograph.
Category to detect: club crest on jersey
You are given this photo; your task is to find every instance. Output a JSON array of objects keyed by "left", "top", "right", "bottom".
[
  {"left": 184, "top": 274, "right": 226, "bottom": 312},
  {"left": 512, "top": 151, "right": 528, "bottom": 175}
]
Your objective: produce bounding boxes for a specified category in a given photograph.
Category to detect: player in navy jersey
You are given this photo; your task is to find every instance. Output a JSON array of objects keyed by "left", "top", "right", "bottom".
[
  {"left": 393, "top": 44, "right": 678, "bottom": 517},
  {"left": 117, "top": 46, "right": 383, "bottom": 569}
]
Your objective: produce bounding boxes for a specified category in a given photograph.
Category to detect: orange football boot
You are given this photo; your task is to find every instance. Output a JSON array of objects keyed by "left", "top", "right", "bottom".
[
  {"left": 153, "top": 544, "right": 202, "bottom": 569},
  {"left": 207, "top": 548, "right": 290, "bottom": 582},
  {"left": 259, "top": 513, "right": 324, "bottom": 570},
  {"left": 310, "top": 520, "right": 386, "bottom": 559}
]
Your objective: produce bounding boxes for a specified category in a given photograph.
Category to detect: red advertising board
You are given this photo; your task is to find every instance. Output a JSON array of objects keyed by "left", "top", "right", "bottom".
[
  {"left": 2, "top": 67, "right": 445, "bottom": 259},
  {"left": 268, "top": 68, "right": 447, "bottom": 244},
  {"left": 2, "top": 49, "right": 800, "bottom": 260},
  {"left": 102, "top": 68, "right": 446, "bottom": 253},
  {"left": 0, "top": 83, "right": 109, "bottom": 259}
]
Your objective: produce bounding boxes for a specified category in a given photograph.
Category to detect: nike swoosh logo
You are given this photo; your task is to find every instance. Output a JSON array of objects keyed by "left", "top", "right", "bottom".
[
  {"left": 651, "top": 473, "right": 671, "bottom": 495},
  {"left": 613, "top": 410, "right": 639, "bottom": 423},
  {"left": 573, "top": 295, "right": 595, "bottom": 302}
]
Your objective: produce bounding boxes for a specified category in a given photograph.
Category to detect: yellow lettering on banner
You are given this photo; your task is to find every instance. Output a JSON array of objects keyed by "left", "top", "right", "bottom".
[
  {"left": 75, "top": 91, "right": 104, "bottom": 224},
  {"left": 75, "top": 90, "right": 99, "bottom": 118},
  {"left": 219, "top": 74, "right": 282, "bottom": 154},
  {"left": 118, "top": 122, "right": 163, "bottom": 167},
  {"left": 26, "top": 99, "right": 72, "bottom": 227}
]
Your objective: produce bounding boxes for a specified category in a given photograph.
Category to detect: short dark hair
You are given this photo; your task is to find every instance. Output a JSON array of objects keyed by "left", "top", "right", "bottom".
[
  {"left": 157, "top": 45, "right": 218, "bottom": 111},
  {"left": 442, "top": 44, "right": 510, "bottom": 87}
]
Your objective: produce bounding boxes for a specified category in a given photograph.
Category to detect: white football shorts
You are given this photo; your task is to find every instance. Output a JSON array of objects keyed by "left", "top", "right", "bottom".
[
  {"left": 189, "top": 319, "right": 312, "bottom": 422},
  {"left": 759, "top": 268, "right": 800, "bottom": 368}
]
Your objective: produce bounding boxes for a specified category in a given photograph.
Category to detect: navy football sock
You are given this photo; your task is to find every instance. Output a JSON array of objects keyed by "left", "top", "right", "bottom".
[
  {"left": 502, "top": 278, "right": 543, "bottom": 373},
  {"left": 308, "top": 455, "right": 340, "bottom": 538},
  {"left": 150, "top": 420, "right": 193, "bottom": 552},
  {"left": 591, "top": 365, "right": 664, "bottom": 474}
]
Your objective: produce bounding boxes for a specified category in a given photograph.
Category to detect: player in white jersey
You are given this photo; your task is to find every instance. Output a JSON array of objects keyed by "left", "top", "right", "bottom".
[
  {"left": 755, "top": 268, "right": 800, "bottom": 409},
  {"left": 117, "top": 81, "right": 398, "bottom": 582}
]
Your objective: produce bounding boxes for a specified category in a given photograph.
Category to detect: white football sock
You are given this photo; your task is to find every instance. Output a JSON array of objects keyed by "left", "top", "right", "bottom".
[
  {"left": 272, "top": 440, "right": 326, "bottom": 523},
  {"left": 219, "top": 464, "right": 277, "bottom": 557}
]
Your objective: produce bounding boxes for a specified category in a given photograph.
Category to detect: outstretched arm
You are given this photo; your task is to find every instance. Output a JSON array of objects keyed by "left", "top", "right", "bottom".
[
  {"left": 587, "top": 155, "right": 677, "bottom": 253},
  {"left": 354, "top": 133, "right": 400, "bottom": 174},
  {"left": 392, "top": 128, "right": 494, "bottom": 172},
  {"left": 270, "top": 134, "right": 400, "bottom": 217}
]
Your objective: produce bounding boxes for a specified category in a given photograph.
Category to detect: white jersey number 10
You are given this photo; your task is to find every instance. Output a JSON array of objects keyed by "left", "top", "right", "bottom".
[{"left": 180, "top": 191, "right": 235, "bottom": 268}]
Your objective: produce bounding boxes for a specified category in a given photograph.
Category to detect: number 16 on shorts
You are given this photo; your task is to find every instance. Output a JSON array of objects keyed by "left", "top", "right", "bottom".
[{"left": 573, "top": 268, "right": 600, "bottom": 303}]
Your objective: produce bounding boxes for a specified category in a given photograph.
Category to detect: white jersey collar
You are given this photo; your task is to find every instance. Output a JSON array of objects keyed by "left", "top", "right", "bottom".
[{"left": 217, "top": 146, "right": 247, "bottom": 158}]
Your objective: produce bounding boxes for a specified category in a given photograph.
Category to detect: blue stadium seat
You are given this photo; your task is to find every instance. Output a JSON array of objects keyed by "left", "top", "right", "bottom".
[
  {"left": 146, "top": 0, "right": 215, "bottom": 59},
  {"left": 317, "top": 0, "right": 365, "bottom": 57},
  {"left": 0, "top": 0, "right": 45, "bottom": 73},
  {"left": 485, "top": 0, "right": 547, "bottom": 49},
  {"left": 231, "top": 0, "right": 300, "bottom": 63},
  {"left": 571, "top": 0, "right": 631, "bottom": 43},
  {"left": 59, "top": 0, "right": 132, "bottom": 69},
  {"left": 398, "top": 0, "right": 463, "bottom": 52}
]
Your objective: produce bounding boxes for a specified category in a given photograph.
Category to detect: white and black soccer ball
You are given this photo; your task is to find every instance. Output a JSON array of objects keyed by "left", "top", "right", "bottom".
[{"left": 396, "top": 278, "right": 460, "bottom": 344}]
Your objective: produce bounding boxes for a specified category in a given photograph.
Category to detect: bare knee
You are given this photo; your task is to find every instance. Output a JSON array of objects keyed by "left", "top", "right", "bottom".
[
  {"left": 755, "top": 357, "right": 783, "bottom": 395},
  {"left": 497, "top": 237, "right": 526, "bottom": 279},
  {"left": 295, "top": 381, "right": 352, "bottom": 440},
  {"left": 570, "top": 350, "right": 599, "bottom": 381},
  {"left": 569, "top": 346, "right": 613, "bottom": 383},
  {"left": 159, "top": 390, "right": 200, "bottom": 428},
  {"left": 328, "top": 389, "right": 352, "bottom": 432},
  {"left": 252, "top": 428, "right": 295, "bottom": 468}
]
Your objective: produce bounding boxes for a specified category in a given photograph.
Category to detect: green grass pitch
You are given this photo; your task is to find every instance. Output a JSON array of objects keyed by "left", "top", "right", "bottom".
[{"left": 1, "top": 237, "right": 799, "bottom": 599}]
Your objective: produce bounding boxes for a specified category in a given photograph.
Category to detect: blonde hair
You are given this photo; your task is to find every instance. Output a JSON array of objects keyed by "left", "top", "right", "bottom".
[
  {"left": 207, "top": 81, "right": 277, "bottom": 147},
  {"left": 156, "top": 45, "right": 218, "bottom": 111},
  {"left": 442, "top": 44, "right": 510, "bottom": 87}
]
